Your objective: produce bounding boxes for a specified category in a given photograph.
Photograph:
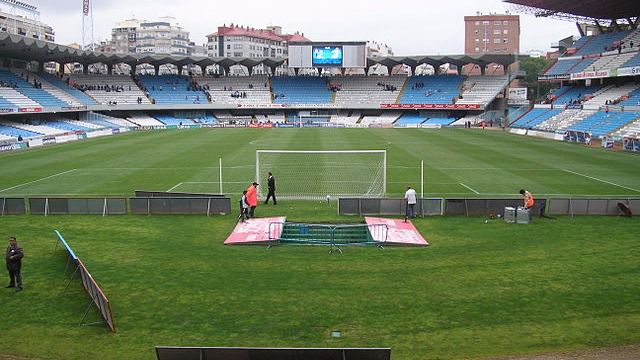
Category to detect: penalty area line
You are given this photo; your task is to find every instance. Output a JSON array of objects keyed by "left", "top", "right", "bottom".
[
  {"left": 459, "top": 183, "right": 480, "bottom": 194},
  {"left": 0, "top": 169, "right": 77, "bottom": 193},
  {"left": 563, "top": 169, "right": 640, "bottom": 193},
  {"left": 166, "top": 182, "right": 183, "bottom": 192}
]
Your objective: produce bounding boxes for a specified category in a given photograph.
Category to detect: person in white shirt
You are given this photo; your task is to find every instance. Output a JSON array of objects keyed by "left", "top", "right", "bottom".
[{"left": 404, "top": 186, "right": 417, "bottom": 222}]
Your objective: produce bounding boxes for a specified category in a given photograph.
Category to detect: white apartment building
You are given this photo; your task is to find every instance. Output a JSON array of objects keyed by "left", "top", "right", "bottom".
[
  {"left": 110, "top": 17, "right": 190, "bottom": 56},
  {"left": 206, "top": 24, "right": 309, "bottom": 75},
  {"left": 0, "top": 0, "right": 54, "bottom": 41}
]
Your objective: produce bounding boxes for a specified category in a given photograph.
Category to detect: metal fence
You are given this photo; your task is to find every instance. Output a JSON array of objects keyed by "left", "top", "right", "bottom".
[
  {"left": 29, "top": 197, "right": 127, "bottom": 215},
  {"left": 129, "top": 197, "right": 231, "bottom": 215},
  {"left": 0, "top": 198, "right": 26, "bottom": 215},
  {"left": 339, "top": 197, "right": 637, "bottom": 217}
]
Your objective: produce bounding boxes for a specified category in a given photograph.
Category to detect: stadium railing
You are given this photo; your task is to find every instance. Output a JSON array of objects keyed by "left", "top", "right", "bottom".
[
  {"left": 129, "top": 196, "right": 231, "bottom": 216},
  {"left": 28, "top": 197, "right": 127, "bottom": 215},
  {"left": 0, "top": 197, "right": 26, "bottom": 215},
  {"left": 155, "top": 347, "right": 391, "bottom": 360}
]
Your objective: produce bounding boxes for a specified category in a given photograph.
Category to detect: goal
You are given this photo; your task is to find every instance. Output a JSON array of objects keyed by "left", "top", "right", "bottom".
[{"left": 256, "top": 150, "right": 386, "bottom": 200}]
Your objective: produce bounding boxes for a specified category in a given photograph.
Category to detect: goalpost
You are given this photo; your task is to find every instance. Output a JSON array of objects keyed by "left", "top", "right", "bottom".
[{"left": 256, "top": 150, "right": 387, "bottom": 200}]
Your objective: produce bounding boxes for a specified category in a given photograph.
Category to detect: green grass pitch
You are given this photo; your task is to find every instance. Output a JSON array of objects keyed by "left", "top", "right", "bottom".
[{"left": 0, "top": 128, "right": 638, "bottom": 360}]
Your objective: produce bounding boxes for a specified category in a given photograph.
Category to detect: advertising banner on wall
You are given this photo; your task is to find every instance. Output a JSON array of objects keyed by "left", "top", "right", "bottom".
[{"left": 508, "top": 88, "right": 527, "bottom": 101}]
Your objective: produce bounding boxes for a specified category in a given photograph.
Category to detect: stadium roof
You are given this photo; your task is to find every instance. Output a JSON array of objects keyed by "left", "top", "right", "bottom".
[
  {"left": 504, "top": 0, "right": 640, "bottom": 22},
  {"left": 0, "top": 32, "right": 518, "bottom": 71}
]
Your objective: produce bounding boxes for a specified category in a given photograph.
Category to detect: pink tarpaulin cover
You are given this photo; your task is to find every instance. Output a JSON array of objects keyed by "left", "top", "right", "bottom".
[
  {"left": 224, "top": 217, "right": 286, "bottom": 245},
  {"left": 365, "top": 217, "right": 429, "bottom": 246}
]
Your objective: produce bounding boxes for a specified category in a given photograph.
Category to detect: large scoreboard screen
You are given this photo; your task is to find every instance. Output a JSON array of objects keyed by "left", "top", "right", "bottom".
[{"left": 289, "top": 42, "right": 366, "bottom": 68}]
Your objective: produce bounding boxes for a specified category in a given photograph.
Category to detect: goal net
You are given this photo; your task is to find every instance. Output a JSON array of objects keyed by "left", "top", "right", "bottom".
[{"left": 256, "top": 150, "right": 386, "bottom": 200}]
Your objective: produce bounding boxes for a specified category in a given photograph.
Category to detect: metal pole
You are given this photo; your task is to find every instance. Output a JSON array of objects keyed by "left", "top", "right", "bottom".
[
  {"left": 219, "top": 157, "right": 223, "bottom": 194},
  {"left": 421, "top": 160, "right": 424, "bottom": 199}
]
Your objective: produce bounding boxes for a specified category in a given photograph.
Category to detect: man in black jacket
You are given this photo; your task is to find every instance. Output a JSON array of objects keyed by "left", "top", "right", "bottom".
[
  {"left": 6, "top": 236, "right": 24, "bottom": 292},
  {"left": 265, "top": 172, "right": 277, "bottom": 205}
]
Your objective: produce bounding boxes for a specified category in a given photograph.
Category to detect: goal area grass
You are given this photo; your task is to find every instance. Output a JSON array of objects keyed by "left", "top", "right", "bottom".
[{"left": 0, "top": 128, "right": 639, "bottom": 360}]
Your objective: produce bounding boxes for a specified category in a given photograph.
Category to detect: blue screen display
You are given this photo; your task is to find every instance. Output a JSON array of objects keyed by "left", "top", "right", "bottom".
[{"left": 312, "top": 46, "right": 343, "bottom": 66}]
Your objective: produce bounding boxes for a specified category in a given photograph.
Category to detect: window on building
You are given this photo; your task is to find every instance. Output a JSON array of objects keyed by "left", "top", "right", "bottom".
[
  {"left": 475, "top": 21, "right": 480, "bottom": 26},
  {"left": 503, "top": 29, "right": 508, "bottom": 34},
  {"left": 503, "top": 39, "right": 509, "bottom": 43},
  {"left": 494, "top": 38, "right": 501, "bottom": 43},
  {"left": 494, "top": 20, "right": 501, "bottom": 25},
  {"left": 474, "top": 30, "right": 479, "bottom": 35},
  {"left": 475, "top": 38, "right": 479, "bottom": 42},
  {"left": 503, "top": 20, "right": 509, "bottom": 25},
  {"left": 493, "top": 29, "right": 501, "bottom": 35},
  {"left": 482, "top": 21, "right": 489, "bottom": 25},
  {"left": 475, "top": 47, "right": 480, "bottom": 52},
  {"left": 227, "top": 44, "right": 231, "bottom": 50}
]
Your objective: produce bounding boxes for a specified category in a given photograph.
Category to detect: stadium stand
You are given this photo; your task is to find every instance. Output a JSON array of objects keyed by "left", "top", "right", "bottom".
[
  {"left": 79, "top": 112, "right": 136, "bottom": 128},
  {"left": 569, "top": 111, "right": 640, "bottom": 137},
  {"left": 611, "top": 118, "right": 640, "bottom": 139},
  {"left": 457, "top": 76, "right": 509, "bottom": 105},
  {"left": 0, "top": 120, "right": 57, "bottom": 136},
  {"left": 37, "top": 72, "right": 98, "bottom": 106},
  {"left": 622, "top": 52, "right": 640, "bottom": 67},
  {"left": 423, "top": 117, "right": 457, "bottom": 126},
  {"left": 271, "top": 76, "right": 333, "bottom": 104},
  {"left": 330, "top": 111, "right": 361, "bottom": 126},
  {"left": 394, "top": 113, "right": 426, "bottom": 126},
  {"left": 0, "top": 86, "right": 41, "bottom": 108},
  {"left": 137, "top": 75, "right": 207, "bottom": 105},
  {"left": 11, "top": 70, "right": 86, "bottom": 108},
  {"left": 360, "top": 112, "right": 401, "bottom": 126},
  {"left": 69, "top": 74, "right": 151, "bottom": 105},
  {"left": 0, "top": 69, "right": 69, "bottom": 108},
  {"left": 584, "top": 83, "right": 640, "bottom": 106},
  {"left": 589, "top": 52, "right": 637, "bottom": 72},
  {"left": 569, "top": 58, "right": 598, "bottom": 73},
  {"left": 125, "top": 114, "right": 164, "bottom": 127},
  {"left": 333, "top": 75, "right": 406, "bottom": 106},
  {"left": 534, "top": 109, "right": 598, "bottom": 133},
  {"left": 573, "top": 30, "right": 632, "bottom": 56},
  {"left": 258, "top": 113, "right": 285, "bottom": 123},
  {"left": 0, "top": 121, "right": 42, "bottom": 139},
  {"left": 621, "top": 88, "right": 640, "bottom": 106},
  {"left": 196, "top": 76, "right": 272, "bottom": 105},
  {"left": 154, "top": 115, "right": 197, "bottom": 126},
  {"left": 400, "top": 76, "right": 463, "bottom": 104},
  {"left": 550, "top": 84, "right": 603, "bottom": 105},
  {"left": 511, "top": 108, "right": 562, "bottom": 128},
  {"left": 545, "top": 58, "right": 581, "bottom": 75},
  {"left": 45, "top": 120, "right": 92, "bottom": 132},
  {"left": 213, "top": 111, "right": 254, "bottom": 124}
]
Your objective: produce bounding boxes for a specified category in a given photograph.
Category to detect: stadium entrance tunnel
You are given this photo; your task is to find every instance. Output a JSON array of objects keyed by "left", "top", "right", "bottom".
[{"left": 224, "top": 216, "right": 429, "bottom": 247}]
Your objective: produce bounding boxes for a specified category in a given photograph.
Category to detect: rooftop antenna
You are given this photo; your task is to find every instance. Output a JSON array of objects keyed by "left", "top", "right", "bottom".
[{"left": 82, "top": 0, "right": 95, "bottom": 50}]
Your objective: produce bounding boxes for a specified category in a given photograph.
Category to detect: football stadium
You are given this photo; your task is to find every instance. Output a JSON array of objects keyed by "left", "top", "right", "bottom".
[{"left": 0, "top": 0, "right": 639, "bottom": 359}]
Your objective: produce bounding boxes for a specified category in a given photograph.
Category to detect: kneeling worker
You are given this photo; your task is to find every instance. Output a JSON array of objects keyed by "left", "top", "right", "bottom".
[{"left": 519, "top": 189, "right": 535, "bottom": 210}]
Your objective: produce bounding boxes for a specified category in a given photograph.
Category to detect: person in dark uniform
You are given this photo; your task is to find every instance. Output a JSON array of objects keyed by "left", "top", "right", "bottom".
[
  {"left": 265, "top": 172, "right": 277, "bottom": 205},
  {"left": 5, "top": 236, "right": 24, "bottom": 292}
]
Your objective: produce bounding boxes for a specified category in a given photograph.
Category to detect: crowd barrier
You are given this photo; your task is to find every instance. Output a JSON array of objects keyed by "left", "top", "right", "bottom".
[
  {"left": 129, "top": 197, "right": 231, "bottom": 215},
  {"left": 0, "top": 197, "right": 26, "bottom": 215},
  {"left": 339, "top": 197, "right": 637, "bottom": 217},
  {"left": 155, "top": 347, "right": 391, "bottom": 360},
  {"left": 134, "top": 190, "right": 225, "bottom": 198},
  {"left": 29, "top": 197, "right": 127, "bottom": 215}
]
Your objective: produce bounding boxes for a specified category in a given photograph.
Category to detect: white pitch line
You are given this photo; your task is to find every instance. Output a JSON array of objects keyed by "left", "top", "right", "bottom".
[
  {"left": 166, "top": 182, "right": 183, "bottom": 192},
  {"left": 563, "top": 169, "right": 640, "bottom": 193},
  {"left": 0, "top": 169, "right": 77, "bottom": 193},
  {"left": 459, "top": 183, "right": 480, "bottom": 194}
]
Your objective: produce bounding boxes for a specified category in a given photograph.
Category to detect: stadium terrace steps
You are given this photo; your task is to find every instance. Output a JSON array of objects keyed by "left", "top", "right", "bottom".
[
  {"left": 271, "top": 76, "right": 333, "bottom": 104},
  {"left": 0, "top": 121, "right": 42, "bottom": 139},
  {"left": 125, "top": 115, "right": 164, "bottom": 127},
  {"left": 622, "top": 52, "right": 640, "bottom": 68},
  {"left": 611, "top": 118, "right": 640, "bottom": 139},
  {"left": 569, "top": 111, "right": 640, "bottom": 137},
  {"left": 423, "top": 117, "right": 456, "bottom": 126},
  {"left": 552, "top": 85, "right": 603, "bottom": 105},
  {"left": 196, "top": 76, "right": 271, "bottom": 106},
  {"left": 399, "top": 75, "right": 463, "bottom": 104},
  {"left": 457, "top": 75, "right": 509, "bottom": 105},
  {"left": 0, "top": 70, "right": 69, "bottom": 108},
  {"left": 394, "top": 113, "right": 426, "bottom": 126},
  {"left": 585, "top": 83, "right": 640, "bottom": 106},
  {"left": 534, "top": 109, "right": 597, "bottom": 133},
  {"left": 80, "top": 112, "right": 137, "bottom": 128},
  {"left": 11, "top": 70, "right": 84, "bottom": 107},
  {"left": 0, "top": 87, "right": 40, "bottom": 108},
  {"left": 511, "top": 108, "right": 562, "bottom": 129},
  {"left": 590, "top": 52, "right": 637, "bottom": 72},
  {"left": 330, "top": 111, "right": 361, "bottom": 125},
  {"left": 332, "top": 75, "right": 407, "bottom": 106},
  {"left": 138, "top": 75, "right": 208, "bottom": 105},
  {"left": 37, "top": 72, "right": 98, "bottom": 106},
  {"left": 621, "top": 88, "right": 640, "bottom": 107},
  {"left": 1, "top": 120, "right": 58, "bottom": 136},
  {"left": 573, "top": 30, "right": 632, "bottom": 56},
  {"left": 70, "top": 74, "right": 151, "bottom": 105},
  {"left": 360, "top": 112, "right": 401, "bottom": 126}
]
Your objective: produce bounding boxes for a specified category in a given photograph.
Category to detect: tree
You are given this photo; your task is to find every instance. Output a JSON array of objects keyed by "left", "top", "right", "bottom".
[{"left": 519, "top": 56, "right": 554, "bottom": 101}]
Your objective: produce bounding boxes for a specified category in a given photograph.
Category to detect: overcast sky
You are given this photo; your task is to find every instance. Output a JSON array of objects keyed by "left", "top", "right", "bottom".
[{"left": 31, "top": 0, "right": 579, "bottom": 55}]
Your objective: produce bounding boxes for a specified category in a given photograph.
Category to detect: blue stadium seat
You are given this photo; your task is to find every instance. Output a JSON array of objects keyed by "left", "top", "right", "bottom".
[
  {"left": 0, "top": 124, "right": 41, "bottom": 138},
  {"left": 394, "top": 114, "right": 426, "bottom": 126},
  {"left": 573, "top": 31, "right": 632, "bottom": 56},
  {"left": 271, "top": 77, "right": 333, "bottom": 105},
  {"left": 569, "top": 111, "right": 640, "bottom": 137},
  {"left": 38, "top": 73, "right": 97, "bottom": 106},
  {"left": 138, "top": 75, "right": 208, "bottom": 105},
  {"left": 511, "top": 109, "right": 561, "bottom": 129},
  {"left": 0, "top": 70, "right": 69, "bottom": 108},
  {"left": 400, "top": 76, "right": 463, "bottom": 104}
]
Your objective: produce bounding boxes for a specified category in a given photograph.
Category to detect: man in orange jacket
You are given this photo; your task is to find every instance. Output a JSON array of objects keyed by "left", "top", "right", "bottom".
[
  {"left": 519, "top": 189, "right": 535, "bottom": 210},
  {"left": 246, "top": 182, "right": 259, "bottom": 218}
]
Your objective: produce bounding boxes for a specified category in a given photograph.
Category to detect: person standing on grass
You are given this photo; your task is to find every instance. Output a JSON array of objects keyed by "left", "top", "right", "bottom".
[
  {"left": 264, "top": 172, "right": 277, "bottom": 205},
  {"left": 246, "top": 182, "right": 259, "bottom": 218},
  {"left": 404, "top": 186, "right": 417, "bottom": 222},
  {"left": 5, "top": 236, "right": 24, "bottom": 292},
  {"left": 239, "top": 190, "right": 249, "bottom": 222}
]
